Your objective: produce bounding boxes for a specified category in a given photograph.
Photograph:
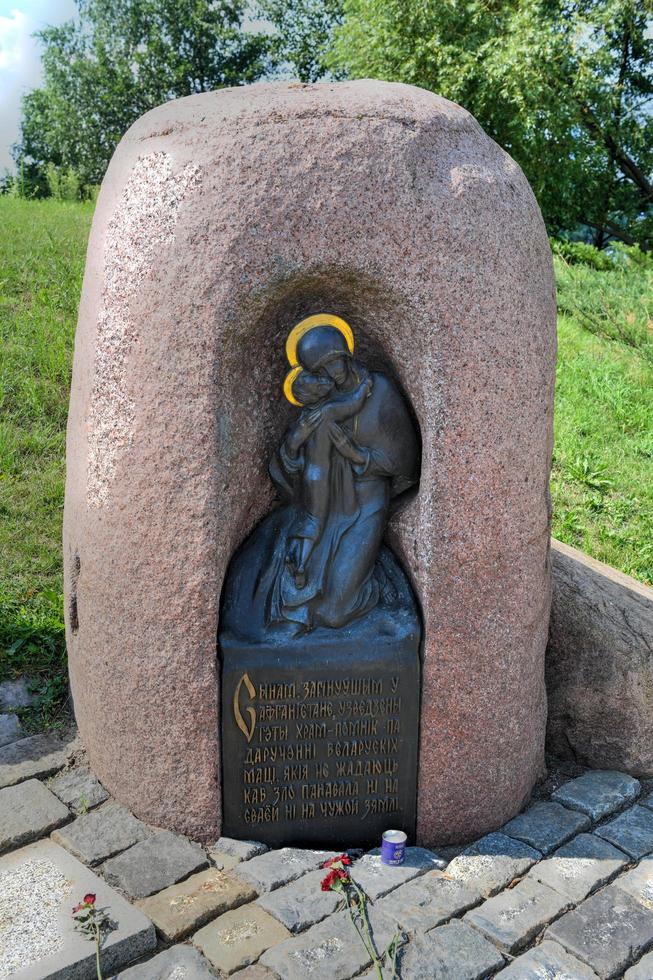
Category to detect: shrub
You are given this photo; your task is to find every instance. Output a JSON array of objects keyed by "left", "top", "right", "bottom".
[
  {"left": 551, "top": 239, "right": 616, "bottom": 271},
  {"left": 45, "top": 164, "right": 81, "bottom": 202}
]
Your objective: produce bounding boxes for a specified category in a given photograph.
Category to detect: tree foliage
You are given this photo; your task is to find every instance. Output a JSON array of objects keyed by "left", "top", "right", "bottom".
[
  {"left": 16, "top": 0, "right": 272, "bottom": 192},
  {"left": 256, "top": 0, "right": 344, "bottom": 82}
]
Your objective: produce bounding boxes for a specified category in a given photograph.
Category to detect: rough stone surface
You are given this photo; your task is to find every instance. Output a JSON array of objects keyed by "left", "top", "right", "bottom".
[
  {"left": 213, "top": 837, "right": 268, "bottom": 862},
  {"left": 50, "top": 766, "right": 109, "bottom": 813},
  {"left": 546, "top": 882, "right": 653, "bottom": 978},
  {"left": 209, "top": 851, "right": 241, "bottom": 872},
  {"left": 552, "top": 770, "right": 641, "bottom": 820},
  {"left": 595, "top": 805, "right": 653, "bottom": 859},
  {"left": 625, "top": 951, "right": 653, "bottom": 979},
  {"left": 0, "top": 779, "right": 69, "bottom": 854},
  {"left": 375, "top": 869, "right": 483, "bottom": 933},
  {"left": 230, "top": 968, "right": 276, "bottom": 980},
  {"left": 615, "top": 857, "right": 653, "bottom": 910},
  {"left": 547, "top": 538, "right": 653, "bottom": 776},
  {"left": 350, "top": 847, "right": 445, "bottom": 901},
  {"left": 640, "top": 790, "right": 653, "bottom": 812},
  {"left": 0, "top": 838, "right": 155, "bottom": 979},
  {"left": 464, "top": 877, "right": 571, "bottom": 954},
  {"left": 234, "top": 847, "right": 335, "bottom": 893},
  {"left": 445, "top": 832, "right": 542, "bottom": 896},
  {"left": 0, "top": 733, "right": 67, "bottom": 788},
  {"left": 52, "top": 800, "right": 152, "bottom": 864},
  {"left": 136, "top": 866, "right": 256, "bottom": 941},
  {"left": 394, "top": 920, "right": 505, "bottom": 979},
  {"left": 256, "top": 868, "right": 340, "bottom": 933},
  {"left": 114, "top": 944, "right": 216, "bottom": 978},
  {"left": 0, "top": 713, "right": 22, "bottom": 746},
  {"left": 495, "top": 939, "right": 600, "bottom": 978},
  {"left": 64, "top": 79, "right": 556, "bottom": 844},
  {"left": 502, "top": 801, "right": 590, "bottom": 854},
  {"left": 103, "top": 830, "right": 209, "bottom": 899},
  {"left": 193, "top": 903, "right": 291, "bottom": 975},
  {"left": 0, "top": 678, "right": 36, "bottom": 710},
  {"left": 528, "top": 833, "right": 628, "bottom": 903}
]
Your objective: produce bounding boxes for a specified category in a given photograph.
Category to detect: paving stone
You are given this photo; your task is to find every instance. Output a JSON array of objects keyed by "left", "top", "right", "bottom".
[
  {"left": 495, "top": 939, "right": 600, "bottom": 978},
  {"left": 625, "top": 950, "right": 653, "bottom": 979},
  {"left": 615, "top": 856, "right": 653, "bottom": 910},
  {"left": 552, "top": 770, "right": 641, "bottom": 821},
  {"left": 503, "top": 801, "right": 590, "bottom": 855},
  {"left": 103, "top": 830, "right": 209, "bottom": 899},
  {"left": 546, "top": 882, "right": 653, "bottom": 978},
  {"left": 210, "top": 851, "right": 242, "bottom": 872},
  {"left": 230, "top": 967, "right": 277, "bottom": 980},
  {"left": 0, "top": 677, "right": 36, "bottom": 710},
  {"left": 0, "top": 732, "right": 67, "bottom": 788},
  {"left": 256, "top": 868, "right": 340, "bottom": 933},
  {"left": 212, "top": 837, "right": 268, "bottom": 861},
  {"left": 445, "top": 832, "right": 542, "bottom": 897},
  {"left": 640, "top": 790, "right": 653, "bottom": 812},
  {"left": 0, "top": 778, "right": 69, "bottom": 854},
  {"left": 52, "top": 800, "right": 152, "bottom": 864},
  {"left": 393, "top": 919, "right": 505, "bottom": 979},
  {"left": 350, "top": 847, "right": 445, "bottom": 901},
  {"left": 0, "top": 713, "right": 22, "bottom": 746},
  {"left": 464, "top": 877, "right": 571, "bottom": 954},
  {"left": 528, "top": 832, "right": 629, "bottom": 903},
  {"left": 595, "top": 805, "right": 653, "bottom": 859},
  {"left": 0, "top": 837, "right": 155, "bottom": 979},
  {"left": 234, "top": 846, "right": 336, "bottom": 893},
  {"left": 49, "top": 766, "right": 109, "bottom": 814},
  {"left": 194, "top": 903, "right": 291, "bottom": 975},
  {"left": 136, "top": 866, "right": 257, "bottom": 941},
  {"left": 374, "top": 868, "right": 483, "bottom": 933},
  {"left": 114, "top": 944, "right": 216, "bottom": 978},
  {"left": 260, "top": 906, "right": 402, "bottom": 980}
]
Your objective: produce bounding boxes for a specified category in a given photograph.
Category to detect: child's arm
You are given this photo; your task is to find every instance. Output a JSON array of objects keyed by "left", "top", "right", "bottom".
[{"left": 320, "top": 376, "right": 373, "bottom": 422}]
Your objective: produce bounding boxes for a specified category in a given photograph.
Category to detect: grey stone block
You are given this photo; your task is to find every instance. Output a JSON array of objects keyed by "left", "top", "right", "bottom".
[
  {"left": 595, "top": 805, "right": 653, "bottom": 859},
  {"left": 552, "top": 770, "right": 641, "bottom": 821},
  {"left": 0, "top": 733, "right": 67, "bottom": 788},
  {"left": 230, "top": 967, "right": 277, "bottom": 980},
  {"left": 615, "top": 856, "right": 653, "bottom": 910},
  {"left": 0, "top": 779, "right": 69, "bottom": 854},
  {"left": 528, "top": 832, "right": 628, "bottom": 903},
  {"left": 0, "top": 713, "right": 22, "bottom": 746},
  {"left": 394, "top": 920, "right": 505, "bottom": 979},
  {"left": 49, "top": 767, "right": 109, "bottom": 814},
  {"left": 212, "top": 837, "right": 268, "bottom": 862},
  {"left": 103, "top": 830, "right": 208, "bottom": 899},
  {"left": 495, "top": 939, "right": 600, "bottom": 978},
  {"left": 0, "top": 838, "right": 155, "bottom": 979},
  {"left": 52, "top": 801, "right": 152, "bottom": 864},
  {"left": 445, "top": 832, "right": 541, "bottom": 897},
  {"left": 194, "top": 903, "right": 291, "bottom": 975},
  {"left": 625, "top": 950, "right": 653, "bottom": 979},
  {"left": 464, "top": 877, "right": 571, "bottom": 954},
  {"left": 546, "top": 882, "right": 653, "bottom": 978},
  {"left": 234, "top": 847, "right": 336, "bottom": 893},
  {"left": 503, "top": 801, "right": 590, "bottom": 855},
  {"left": 114, "top": 944, "right": 216, "bottom": 978},
  {"left": 257, "top": 868, "right": 340, "bottom": 933},
  {"left": 375, "top": 869, "right": 483, "bottom": 934},
  {"left": 350, "top": 847, "right": 445, "bottom": 901},
  {"left": 0, "top": 678, "right": 36, "bottom": 710},
  {"left": 639, "top": 790, "right": 653, "bottom": 812}
]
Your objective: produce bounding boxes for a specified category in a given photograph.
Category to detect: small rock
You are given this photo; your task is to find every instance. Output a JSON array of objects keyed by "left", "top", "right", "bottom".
[
  {"left": 234, "top": 847, "right": 336, "bottom": 893},
  {"left": 212, "top": 837, "right": 268, "bottom": 862},
  {"left": 375, "top": 869, "right": 483, "bottom": 933},
  {"left": 552, "top": 770, "right": 641, "bottom": 821},
  {"left": 0, "top": 678, "right": 36, "bottom": 710},
  {"left": 625, "top": 950, "right": 653, "bottom": 979},
  {"left": 546, "top": 882, "right": 653, "bottom": 977},
  {"left": 256, "top": 868, "right": 340, "bottom": 933},
  {"left": 445, "top": 832, "right": 541, "bottom": 897},
  {"left": 528, "top": 832, "right": 628, "bottom": 903},
  {"left": 0, "top": 713, "right": 22, "bottom": 747},
  {"left": 0, "top": 779, "right": 69, "bottom": 854},
  {"left": 350, "top": 847, "right": 445, "bottom": 901},
  {"left": 49, "top": 767, "right": 109, "bottom": 814},
  {"left": 615, "top": 856, "right": 653, "bottom": 910},
  {"left": 394, "top": 920, "right": 504, "bottom": 979},
  {"left": 103, "top": 830, "right": 208, "bottom": 899},
  {"left": 114, "top": 944, "right": 216, "bottom": 978},
  {"left": 495, "top": 939, "right": 600, "bottom": 978},
  {"left": 194, "top": 903, "right": 291, "bottom": 975},
  {"left": 464, "top": 878, "right": 571, "bottom": 954},
  {"left": 52, "top": 801, "right": 151, "bottom": 864},
  {"left": 595, "top": 805, "right": 653, "bottom": 859},
  {"left": 0, "top": 733, "right": 67, "bottom": 788},
  {"left": 502, "top": 801, "right": 590, "bottom": 855},
  {"left": 136, "top": 867, "right": 257, "bottom": 941}
]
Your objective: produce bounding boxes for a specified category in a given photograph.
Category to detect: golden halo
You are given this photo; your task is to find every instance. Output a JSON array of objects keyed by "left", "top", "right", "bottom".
[
  {"left": 285, "top": 314, "right": 354, "bottom": 368},
  {"left": 283, "top": 366, "right": 304, "bottom": 407}
]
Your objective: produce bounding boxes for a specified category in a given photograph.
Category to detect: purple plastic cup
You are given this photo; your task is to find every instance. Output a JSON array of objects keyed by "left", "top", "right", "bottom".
[{"left": 381, "top": 829, "right": 407, "bottom": 866}]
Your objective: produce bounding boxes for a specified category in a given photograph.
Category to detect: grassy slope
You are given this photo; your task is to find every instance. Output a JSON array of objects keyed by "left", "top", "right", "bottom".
[{"left": 0, "top": 198, "right": 651, "bottom": 707}]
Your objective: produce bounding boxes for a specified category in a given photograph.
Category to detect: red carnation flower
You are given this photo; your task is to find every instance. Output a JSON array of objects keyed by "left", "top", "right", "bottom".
[
  {"left": 322, "top": 853, "right": 351, "bottom": 869},
  {"left": 83, "top": 894, "right": 96, "bottom": 905}
]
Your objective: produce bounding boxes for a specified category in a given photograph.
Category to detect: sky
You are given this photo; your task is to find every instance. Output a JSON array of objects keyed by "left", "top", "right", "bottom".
[{"left": 0, "top": 0, "right": 77, "bottom": 173}]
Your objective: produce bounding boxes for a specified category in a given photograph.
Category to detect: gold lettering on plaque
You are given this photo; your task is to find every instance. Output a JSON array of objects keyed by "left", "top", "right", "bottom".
[{"left": 233, "top": 673, "right": 257, "bottom": 743}]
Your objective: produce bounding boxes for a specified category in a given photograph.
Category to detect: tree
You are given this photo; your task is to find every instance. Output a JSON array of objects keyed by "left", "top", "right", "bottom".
[
  {"left": 256, "top": 0, "right": 343, "bottom": 82},
  {"left": 16, "top": 0, "right": 273, "bottom": 191}
]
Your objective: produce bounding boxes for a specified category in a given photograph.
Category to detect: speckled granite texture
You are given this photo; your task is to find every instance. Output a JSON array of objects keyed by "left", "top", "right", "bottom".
[{"left": 64, "top": 79, "right": 556, "bottom": 844}]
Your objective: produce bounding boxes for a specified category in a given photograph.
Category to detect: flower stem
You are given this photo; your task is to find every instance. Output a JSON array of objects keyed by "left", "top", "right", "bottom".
[{"left": 94, "top": 923, "right": 102, "bottom": 980}]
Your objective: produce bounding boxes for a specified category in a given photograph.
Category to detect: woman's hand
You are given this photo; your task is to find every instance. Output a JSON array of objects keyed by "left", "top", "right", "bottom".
[{"left": 328, "top": 423, "right": 368, "bottom": 467}]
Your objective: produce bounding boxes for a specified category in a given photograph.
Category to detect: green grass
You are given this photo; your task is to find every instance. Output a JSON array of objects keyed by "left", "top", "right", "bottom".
[{"left": 0, "top": 199, "right": 651, "bottom": 725}]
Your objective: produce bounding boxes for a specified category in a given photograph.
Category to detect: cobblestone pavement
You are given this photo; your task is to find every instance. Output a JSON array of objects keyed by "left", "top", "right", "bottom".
[{"left": 1, "top": 699, "right": 653, "bottom": 978}]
